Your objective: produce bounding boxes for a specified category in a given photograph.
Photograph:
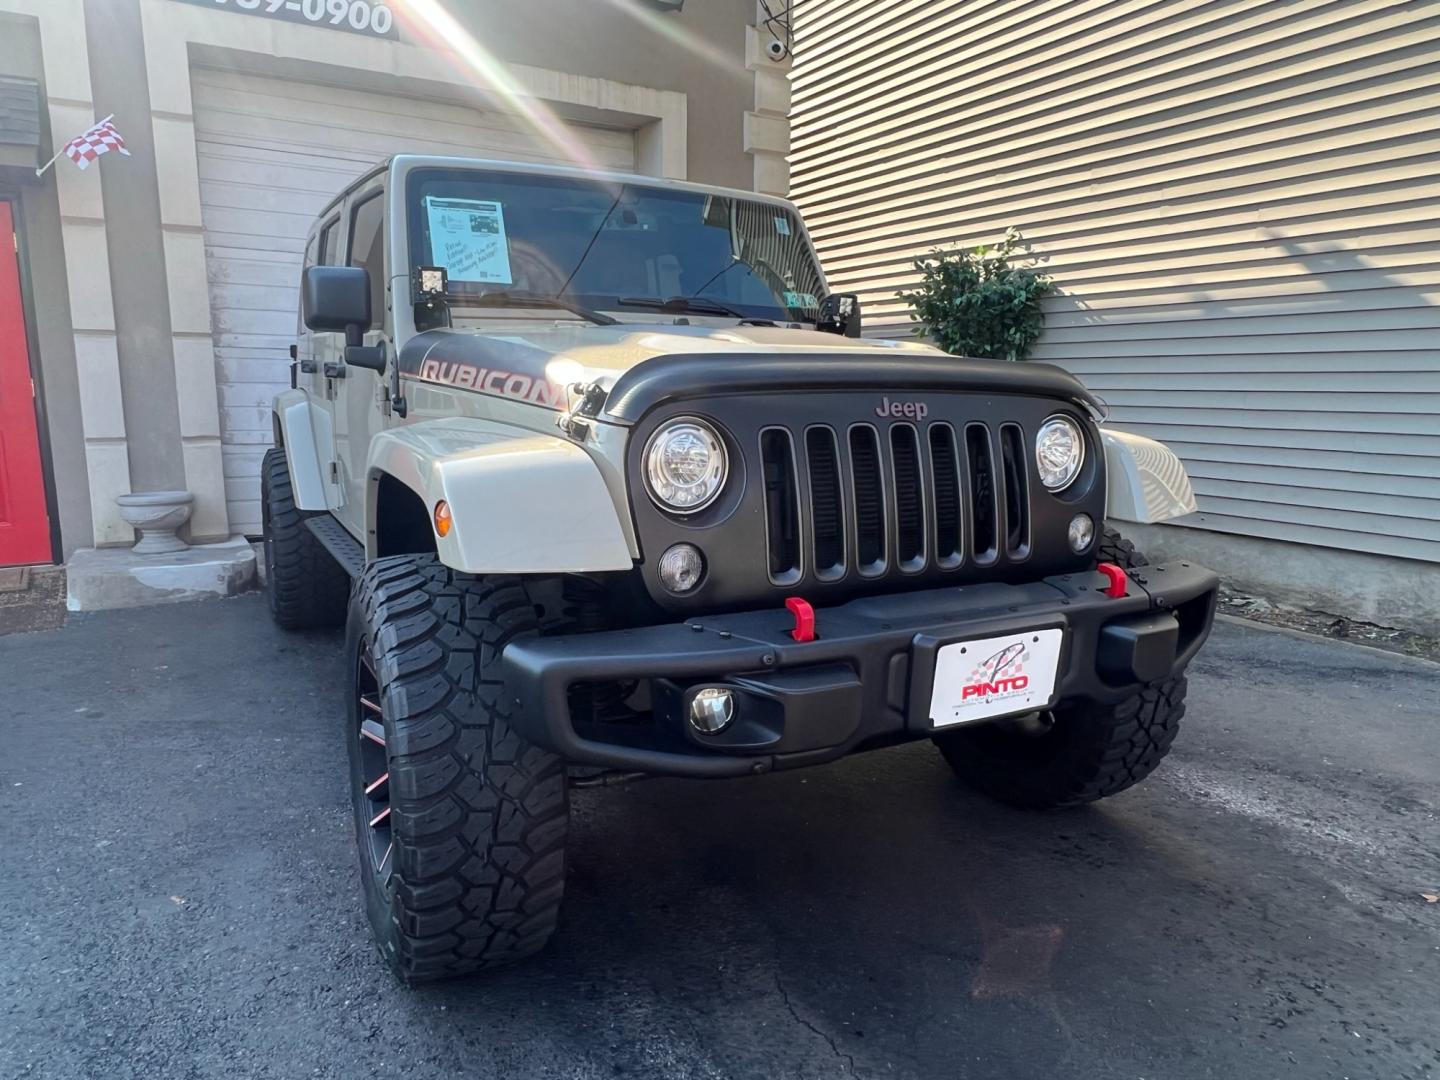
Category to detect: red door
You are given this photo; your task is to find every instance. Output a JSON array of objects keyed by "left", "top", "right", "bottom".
[{"left": 0, "top": 201, "right": 51, "bottom": 565}]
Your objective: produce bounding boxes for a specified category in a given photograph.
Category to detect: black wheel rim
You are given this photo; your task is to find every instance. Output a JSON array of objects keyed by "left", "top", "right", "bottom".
[{"left": 355, "top": 641, "right": 393, "bottom": 883}]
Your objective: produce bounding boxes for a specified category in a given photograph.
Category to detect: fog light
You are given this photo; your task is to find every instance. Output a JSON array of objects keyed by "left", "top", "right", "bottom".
[
  {"left": 689, "top": 687, "right": 735, "bottom": 735},
  {"left": 658, "top": 543, "right": 704, "bottom": 593},
  {"left": 1068, "top": 513, "right": 1095, "bottom": 553}
]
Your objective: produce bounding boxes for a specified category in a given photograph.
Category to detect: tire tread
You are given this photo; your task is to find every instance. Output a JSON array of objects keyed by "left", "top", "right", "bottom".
[
  {"left": 351, "top": 556, "right": 568, "bottom": 984},
  {"left": 261, "top": 447, "right": 348, "bottom": 629},
  {"left": 934, "top": 527, "right": 1184, "bottom": 809}
]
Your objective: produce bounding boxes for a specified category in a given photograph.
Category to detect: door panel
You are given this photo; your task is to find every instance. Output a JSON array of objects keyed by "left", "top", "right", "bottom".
[
  {"left": 0, "top": 202, "right": 51, "bottom": 566},
  {"left": 303, "top": 216, "right": 346, "bottom": 513},
  {"left": 340, "top": 188, "right": 388, "bottom": 531}
]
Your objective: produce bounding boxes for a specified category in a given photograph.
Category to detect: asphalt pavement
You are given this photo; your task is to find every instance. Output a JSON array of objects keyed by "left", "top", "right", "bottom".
[{"left": 2, "top": 594, "right": 1437, "bottom": 1080}]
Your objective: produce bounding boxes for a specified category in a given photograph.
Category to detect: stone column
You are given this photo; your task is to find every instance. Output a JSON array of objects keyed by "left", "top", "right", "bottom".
[{"left": 746, "top": 3, "right": 792, "bottom": 196}]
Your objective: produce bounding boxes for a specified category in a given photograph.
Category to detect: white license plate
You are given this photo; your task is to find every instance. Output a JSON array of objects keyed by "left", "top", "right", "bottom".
[{"left": 928, "top": 628, "right": 1065, "bottom": 728}]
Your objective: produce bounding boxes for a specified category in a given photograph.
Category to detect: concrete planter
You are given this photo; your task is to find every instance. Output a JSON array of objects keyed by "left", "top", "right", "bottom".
[{"left": 115, "top": 490, "right": 194, "bottom": 554}]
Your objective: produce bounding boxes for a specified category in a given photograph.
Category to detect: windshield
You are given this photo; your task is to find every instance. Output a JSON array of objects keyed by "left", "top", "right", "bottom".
[{"left": 407, "top": 168, "right": 826, "bottom": 322}]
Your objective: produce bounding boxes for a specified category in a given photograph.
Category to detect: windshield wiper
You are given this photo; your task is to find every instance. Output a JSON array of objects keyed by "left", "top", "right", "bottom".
[
  {"left": 617, "top": 295, "right": 747, "bottom": 319},
  {"left": 466, "top": 291, "right": 616, "bottom": 326}
]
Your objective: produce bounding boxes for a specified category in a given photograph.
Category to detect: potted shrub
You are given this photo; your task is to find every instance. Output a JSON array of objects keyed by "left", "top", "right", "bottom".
[{"left": 899, "top": 228, "right": 1054, "bottom": 361}]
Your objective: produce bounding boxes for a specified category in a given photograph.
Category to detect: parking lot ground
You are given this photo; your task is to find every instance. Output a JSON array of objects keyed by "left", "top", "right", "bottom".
[{"left": 2, "top": 594, "right": 1437, "bottom": 1080}]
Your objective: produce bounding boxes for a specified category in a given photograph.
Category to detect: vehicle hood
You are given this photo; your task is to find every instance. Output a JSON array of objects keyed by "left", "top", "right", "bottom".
[
  {"left": 400, "top": 321, "right": 943, "bottom": 383},
  {"left": 395, "top": 321, "right": 1100, "bottom": 421}
]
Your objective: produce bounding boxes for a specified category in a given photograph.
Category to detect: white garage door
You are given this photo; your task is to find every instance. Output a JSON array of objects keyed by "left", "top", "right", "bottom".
[{"left": 192, "top": 68, "right": 637, "bottom": 535}]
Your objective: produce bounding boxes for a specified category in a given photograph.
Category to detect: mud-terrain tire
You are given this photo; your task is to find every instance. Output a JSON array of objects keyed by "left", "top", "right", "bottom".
[
  {"left": 933, "top": 527, "right": 1185, "bottom": 809},
  {"left": 345, "top": 556, "right": 569, "bottom": 984},
  {"left": 260, "top": 447, "right": 349, "bottom": 629},
  {"left": 1096, "top": 525, "right": 1148, "bottom": 569}
]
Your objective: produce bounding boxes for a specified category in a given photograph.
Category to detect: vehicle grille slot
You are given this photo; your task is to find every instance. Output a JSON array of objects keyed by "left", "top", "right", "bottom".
[
  {"left": 999, "top": 423, "right": 1030, "bottom": 558},
  {"left": 890, "top": 425, "right": 925, "bottom": 571},
  {"left": 805, "top": 427, "right": 845, "bottom": 580},
  {"left": 760, "top": 428, "right": 801, "bottom": 585},
  {"left": 928, "top": 424, "right": 963, "bottom": 569},
  {"left": 965, "top": 424, "right": 999, "bottom": 565},
  {"left": 849, "top": 425, "right": 886, "bottom": 575}
]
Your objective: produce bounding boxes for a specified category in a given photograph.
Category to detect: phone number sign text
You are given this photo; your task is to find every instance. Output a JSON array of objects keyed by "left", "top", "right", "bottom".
[{"left": 169, "top": 0, "right": 399, "bottom": 40}]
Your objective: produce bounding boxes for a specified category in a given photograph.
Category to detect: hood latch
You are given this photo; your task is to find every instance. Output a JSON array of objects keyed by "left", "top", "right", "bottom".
[{"left": 557, "top": 380, "right": 609, "bottom": 442}]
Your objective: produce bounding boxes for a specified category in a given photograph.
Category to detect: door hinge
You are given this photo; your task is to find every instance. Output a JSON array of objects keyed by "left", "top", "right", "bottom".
[{"left": 330, "top": 461, "right": 340, "bottom": 483}]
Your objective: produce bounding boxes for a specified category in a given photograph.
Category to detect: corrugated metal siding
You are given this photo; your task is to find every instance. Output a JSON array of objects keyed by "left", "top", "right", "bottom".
[{"left": 790, "top": 0, "right": 1440, "bottom": 564}]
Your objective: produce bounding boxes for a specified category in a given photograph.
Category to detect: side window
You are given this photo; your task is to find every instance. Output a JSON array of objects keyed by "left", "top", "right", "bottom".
[
  {"left": 348, "top": 193, "right": 385, "bottom": 329},
  {"left": 318, "top": 218, "right": 340, "bottom": 267}
]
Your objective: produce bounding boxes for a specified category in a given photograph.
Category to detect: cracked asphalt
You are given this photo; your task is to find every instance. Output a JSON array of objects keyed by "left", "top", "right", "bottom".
[{"left": 2, "top": 594, "right": 1437, "bottom": 1079}]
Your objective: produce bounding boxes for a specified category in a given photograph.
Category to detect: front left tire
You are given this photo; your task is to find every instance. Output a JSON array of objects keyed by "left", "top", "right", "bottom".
[{"left": 932, "top": 526, "right": 1186, "bottom": 809}]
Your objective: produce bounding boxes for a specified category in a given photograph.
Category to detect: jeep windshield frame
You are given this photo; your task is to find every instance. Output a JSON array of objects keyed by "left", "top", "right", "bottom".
[{"left": 405, "top": 167, "right": 827, "bottom": 323}]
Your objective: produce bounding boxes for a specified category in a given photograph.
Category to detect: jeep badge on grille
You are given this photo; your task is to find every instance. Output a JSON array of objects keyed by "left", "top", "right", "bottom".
[{"left": 875, "top": 397, "right": 929, "bottom": 421}]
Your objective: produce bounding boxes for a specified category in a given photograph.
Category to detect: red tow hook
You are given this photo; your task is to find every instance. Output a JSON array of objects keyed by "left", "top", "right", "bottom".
[
  {"left": 786, "top": 597, "right": 816, "bottom": 642},
  {"left": 1096, "top": 562, "right": 1129, "bottom": 598}
]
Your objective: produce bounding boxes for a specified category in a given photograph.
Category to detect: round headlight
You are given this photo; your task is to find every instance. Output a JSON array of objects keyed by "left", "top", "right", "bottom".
[
  {"left": 644, "top": 418, "right": 728, "bottom": 513},
  {"left": 1035, "top": 415, "right": 1085, "bottom": 491}
]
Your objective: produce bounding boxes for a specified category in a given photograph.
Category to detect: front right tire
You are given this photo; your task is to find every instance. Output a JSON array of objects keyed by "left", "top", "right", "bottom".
[{"left": 346, "top": 555, "right": 570, "bottom": 984}]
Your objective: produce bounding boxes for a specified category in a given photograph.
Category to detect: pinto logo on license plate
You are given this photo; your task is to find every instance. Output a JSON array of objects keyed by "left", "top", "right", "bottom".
[{"left": 929, "top": 628, "right": 1064, "bottom": 727}]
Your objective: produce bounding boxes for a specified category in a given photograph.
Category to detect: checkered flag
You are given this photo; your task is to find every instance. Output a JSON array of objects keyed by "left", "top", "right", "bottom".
[{"left": 36, "top": 115, "right": 130, "bottom": 177}]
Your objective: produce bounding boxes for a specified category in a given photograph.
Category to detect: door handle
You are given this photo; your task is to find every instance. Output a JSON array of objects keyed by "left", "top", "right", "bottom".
[
  {"left": 323, "top": 362, "right": 346, "bottom": 379},
  {"left": 299, "top": 359, "right": 317, "bottom": 374}
]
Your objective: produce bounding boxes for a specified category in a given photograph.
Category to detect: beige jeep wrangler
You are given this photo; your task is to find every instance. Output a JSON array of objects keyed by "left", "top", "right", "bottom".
[{"left": 266, "top": 155, "right": 1218, "bottom": 984}]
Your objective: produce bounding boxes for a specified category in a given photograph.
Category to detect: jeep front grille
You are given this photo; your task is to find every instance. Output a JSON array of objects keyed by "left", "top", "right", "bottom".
[
  {"left": 761, "top": 421, "right": 1032, "bottom": 584},
  {"left": 805, "top": 427, "right": 844, "bottom": 580}
]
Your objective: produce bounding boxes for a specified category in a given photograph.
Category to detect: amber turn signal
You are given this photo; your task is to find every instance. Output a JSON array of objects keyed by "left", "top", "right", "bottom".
[{"left": 433, "top": 500, "right": 452, "bottom": 537}]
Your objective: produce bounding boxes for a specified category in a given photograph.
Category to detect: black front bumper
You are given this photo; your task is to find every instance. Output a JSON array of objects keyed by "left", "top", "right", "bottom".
[{"left": 502, "top": 561, "right": 1219, "bottom": 778}]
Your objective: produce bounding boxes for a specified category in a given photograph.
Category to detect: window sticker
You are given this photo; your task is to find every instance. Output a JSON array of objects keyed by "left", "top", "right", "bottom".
[
  {"left": 774, "top": 216, "right": 792, "bottom": 236},
  {"left": 424, "top": 196, "right": 513, "bottom": 284},
  {"left": 784, "top": 290, "right": 818, "bottom": 308}
]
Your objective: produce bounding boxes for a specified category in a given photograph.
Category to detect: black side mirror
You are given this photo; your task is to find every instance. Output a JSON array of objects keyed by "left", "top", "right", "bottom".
[
  {"left": 303, "top": 265, "right": 385, "bottom": 374},
  {"left": 303, "top": 265, "right": 370, "bottom": 334},
  {"left": 816, "top": 293, "right": 862, "bottom": 338}
]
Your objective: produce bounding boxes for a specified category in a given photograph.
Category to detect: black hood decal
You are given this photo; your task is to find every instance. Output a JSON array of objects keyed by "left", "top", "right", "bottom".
[
  {"left": 397, "top": 331, "right": 1104, "bottom": 421},
  {"left": 397, "top": 330, "right": 571, "bottom": 410}
]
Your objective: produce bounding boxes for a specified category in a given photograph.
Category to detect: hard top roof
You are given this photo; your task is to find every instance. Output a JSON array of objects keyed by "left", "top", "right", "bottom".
[{"left": 314, "top": 154, "right": 800, "bottom": 224}]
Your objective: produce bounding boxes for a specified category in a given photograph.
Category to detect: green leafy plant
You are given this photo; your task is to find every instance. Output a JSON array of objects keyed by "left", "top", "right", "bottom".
[{"left": 898, "top": 228, "right": 1054, "bottom": 361}]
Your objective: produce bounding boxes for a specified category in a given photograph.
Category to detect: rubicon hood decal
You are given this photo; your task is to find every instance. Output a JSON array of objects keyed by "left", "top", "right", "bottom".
[
  {"left": 398, "top": 330, "right": 576, "bottom": 411},
  {"left": 411, "top": 355, "right": 571, "bottom": 410}
]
